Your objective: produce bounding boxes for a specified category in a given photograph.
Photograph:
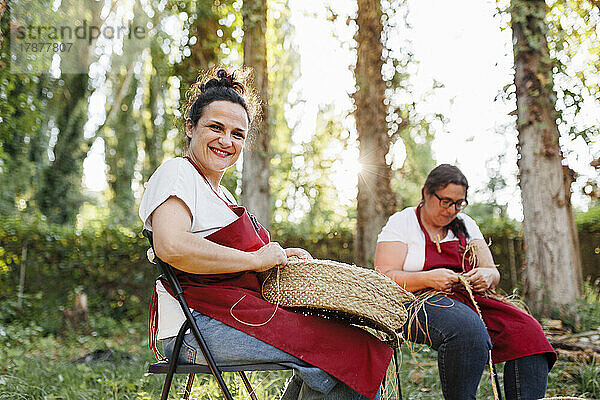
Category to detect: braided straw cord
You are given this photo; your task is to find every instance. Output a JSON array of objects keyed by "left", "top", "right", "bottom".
[
  {"left": 456, "top": 274, "right": 500, "bottom": 400},
  {"left": 457, "top": 239, "right": 502, "bottom": 400},
  {"left": 260, "top": 257, "right": 415, "bottom": 347}
]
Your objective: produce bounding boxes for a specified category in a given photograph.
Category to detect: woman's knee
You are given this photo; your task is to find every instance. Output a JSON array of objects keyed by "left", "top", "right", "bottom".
[{"left": 407, "top": 297, "right": 491, "bottom": 351}]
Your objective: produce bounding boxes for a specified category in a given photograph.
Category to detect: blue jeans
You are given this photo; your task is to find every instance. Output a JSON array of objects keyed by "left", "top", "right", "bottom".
[
  {"left": 403, "top": 295, "right": 549, "bottom": 400},
  {"left": 162, "top": 310, "right": 381, "bottom": 400}
]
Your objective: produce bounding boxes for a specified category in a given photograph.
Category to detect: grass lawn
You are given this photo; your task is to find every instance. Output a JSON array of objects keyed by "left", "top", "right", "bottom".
[
  {"left": 1, "top": 322, "right": 598, "bottom": 399},
  {"left": 1, "top": 282, "right": 599, "bottom": 399}
]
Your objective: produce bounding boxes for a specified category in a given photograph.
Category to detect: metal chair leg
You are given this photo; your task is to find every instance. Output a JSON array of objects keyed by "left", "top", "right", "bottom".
[
  {"left": 394, "top": 348, "right": 403, "bottom": 400},
  {"left": 239, "top": 371, "right": 258, "bottom": 400},
  {"left": 183, "top": 374, "right": 195, "bottom": 400},
  {"left": 161, "top": 321, "right": 190, "bottom": 400}
]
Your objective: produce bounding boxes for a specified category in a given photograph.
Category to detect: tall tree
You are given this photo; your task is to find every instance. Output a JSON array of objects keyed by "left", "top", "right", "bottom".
[
  {"left": 142, "top": 53, "right": 168, "bottom": 182},
  {"left": 510, "top": 0, "right": 583, "bottom": 320},
  {"left": 32, "top": 0, "right": 104, "bottom": 224},
  {"left": 0, "top": 1, "right": 52, "bottom": 215},
  {"left": 381, "top": 0, "right": 437, "bottom": 210},
  {"left": 104, "top": 70, "right": 140, "bottom": 223},
  {"left": 173, "top": 1, "right": 222, "bottom": 96},
  {"left": 546, "top": 0, "right": 600, "bottom": 206},
  {"left": 353, "top": 0, "right": 397, "bottom": 267},
  {"left": 242, "top": 0, "right": 271, "bottom": 228},
  {"left": 34, "top": 73, "right": 91, "bottom": 224},
  {"left": 268, "top": 0, "right": 300, "bottom": 225}
]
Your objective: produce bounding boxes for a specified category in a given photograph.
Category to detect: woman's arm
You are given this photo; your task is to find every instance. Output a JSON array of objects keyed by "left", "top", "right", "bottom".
[
  {"left": 152, "top": 196, "right": 287, "bottom": 274},
  {"left": 463, "top": 238, "right": 500, "bottom": 292},
  {"left": 374, "top": 241, "right": 459, "bottom": 292}
]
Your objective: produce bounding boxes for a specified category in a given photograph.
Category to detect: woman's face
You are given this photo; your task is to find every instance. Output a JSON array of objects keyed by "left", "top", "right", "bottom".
[
  {"left": 186, "top": 100, "right": 248, "bottom": 183},
  {"left": 422, "top": 183, "right": 467, "bottom": 227}
]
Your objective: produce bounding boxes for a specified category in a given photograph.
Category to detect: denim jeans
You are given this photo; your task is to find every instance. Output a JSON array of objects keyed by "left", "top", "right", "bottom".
[
  {"left": 403, "top": 295, "right": 548, "bottom": 400},
  {"left": 162, "top": 310, "right": 381, "bottom": 400}
]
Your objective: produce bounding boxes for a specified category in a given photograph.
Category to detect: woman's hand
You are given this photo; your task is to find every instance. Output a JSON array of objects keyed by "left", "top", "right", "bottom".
[
  {"left": 284, "top": 247, "right": 313, "bottom": 260},
  {"left": 464, "top": 268, "right": 499, "bottom": 293},
  {"left": 251, "top": 242, "right": 288, "bottom": 272},
  {"left": 426, "top": 268, "right": 459, "bottom": 292}
]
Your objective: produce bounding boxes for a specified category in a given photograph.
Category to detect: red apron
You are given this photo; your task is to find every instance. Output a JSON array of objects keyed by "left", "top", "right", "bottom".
[
  {"left": 415, "top": 206, "right": 556, "bottom": 366},
  {"left": 150, "top": 157, "right": 392, "bottom": 399}
]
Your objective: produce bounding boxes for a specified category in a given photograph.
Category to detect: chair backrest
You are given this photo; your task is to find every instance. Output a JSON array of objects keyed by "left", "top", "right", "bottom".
[
  {"left": 142, "top": 229, "right": 237, "bottom": 400},
  {"left": 143, "top": 229, "right": 184, "bottom": 296}
]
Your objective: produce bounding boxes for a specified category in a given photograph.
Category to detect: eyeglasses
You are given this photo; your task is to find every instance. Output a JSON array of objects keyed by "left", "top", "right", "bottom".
[{"left": 433, "top": 192, "right": 468, "bottom": 210}]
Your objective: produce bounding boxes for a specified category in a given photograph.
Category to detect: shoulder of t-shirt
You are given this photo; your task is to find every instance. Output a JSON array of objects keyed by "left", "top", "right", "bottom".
[
  {"left": 151, "top": 157, "right": 215, "bottom": 193},
  {"left": 377, "top": 206, "right": 418, "bottom": 243},
  {"left": 148, "top": 157, "right": 194, "bottom": 185},
  {"left": 456, "top": 212, "right": 484, "bottom": 240},
  {"left": 389, "top": 206, "right": 417, "bottom": 224},
  {"left": 152, "top": 157, "right": 194, "bottom": 180}
]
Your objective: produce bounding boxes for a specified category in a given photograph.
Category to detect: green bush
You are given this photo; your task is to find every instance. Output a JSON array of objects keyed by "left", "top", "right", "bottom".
[
  {"left": 2, "top": 205, "right": 599, "bottom": 334},
  {"left": 0, "top": 214, "right": 154, "bottom": 333}
]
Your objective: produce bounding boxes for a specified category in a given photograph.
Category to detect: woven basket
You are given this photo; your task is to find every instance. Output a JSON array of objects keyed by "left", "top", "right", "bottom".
[{"left": 260, "top": 257, "right": 415, "bottom": 347}]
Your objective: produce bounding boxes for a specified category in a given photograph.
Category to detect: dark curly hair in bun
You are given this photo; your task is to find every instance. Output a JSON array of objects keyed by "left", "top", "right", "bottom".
[
  {"left": 422, "top": 164, "right": 470, "bottom": 239},
  {"left": 184, "top": 68, "right": 260, "bottom": 146}
]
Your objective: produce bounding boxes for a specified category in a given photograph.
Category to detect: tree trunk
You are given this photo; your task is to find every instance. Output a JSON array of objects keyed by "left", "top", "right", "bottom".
[
  {"left": 143, "top": 14, "right": 171, "bottom": 181},
  {"left": 143, "top": 72, "right": 166, "bottom": 182},
  {"left": 173, "top": 1, "right": 221, "bottom": 101},
  {"left": 105, "top": 72, "right": 139, "bottom": 224},
  {"left": 353, "top": 0, "right": 397, "bottom": 268},
  {"left": 35, "top": 73, "right": 90, "bottom": 224},
  {"left": 510, "top": 0, "right": 582, "bottom": 320},
  {"left": 242, "top": 0, "right": 271, "bottom": 229}
]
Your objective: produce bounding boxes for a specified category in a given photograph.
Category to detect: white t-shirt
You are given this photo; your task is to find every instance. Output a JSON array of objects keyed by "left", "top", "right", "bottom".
[
  {"left": 377, "top": 207, "right": 484, "bottom": 272},
  {"left": 139, "top": 157, "right": 238, "bottom": 339}
]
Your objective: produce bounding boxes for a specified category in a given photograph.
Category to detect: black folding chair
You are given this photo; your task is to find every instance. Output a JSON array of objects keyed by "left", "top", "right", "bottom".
[
  {"left": 143, "top": 229, "right": 290, "bottom": 400},
  {"left": 143, "top": 229, "right": 404, "bottom": 400}
]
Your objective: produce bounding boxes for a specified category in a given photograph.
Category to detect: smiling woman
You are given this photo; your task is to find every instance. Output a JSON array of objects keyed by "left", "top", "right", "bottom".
[
  {"left": 138, "top": 68, "right": 393, "bottom": 400},
  {"left": 185, "top": 100, "right": 248, "bottom": 189}
]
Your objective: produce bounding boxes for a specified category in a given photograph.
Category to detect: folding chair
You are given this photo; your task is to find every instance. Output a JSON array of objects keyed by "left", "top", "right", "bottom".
[
  {"left": 143, "top": 229, "right": 404, "bottom": 400},
  {"left": 143, "top": 229, "right": 290, "bottom": 400}
]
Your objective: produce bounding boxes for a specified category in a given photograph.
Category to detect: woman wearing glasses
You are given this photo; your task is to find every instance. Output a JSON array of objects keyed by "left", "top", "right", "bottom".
[{"left": 374, "top": 164, "right": 555, "bottom": 400}]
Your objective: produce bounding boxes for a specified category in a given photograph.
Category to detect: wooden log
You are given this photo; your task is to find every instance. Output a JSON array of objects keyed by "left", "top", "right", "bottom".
[
  {"left": 550, "top": 339, "right": 600, "bottom": 353},
  {"left": 550, "top": 328, "right": 600, "bottom": 341},
  {"left": 555, "top": 348, "right": 600, "bottom": 363}
]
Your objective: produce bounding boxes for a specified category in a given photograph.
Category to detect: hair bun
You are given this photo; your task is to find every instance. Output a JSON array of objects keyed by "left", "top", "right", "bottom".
[{"left": 200, "top": 69, "right": 245, "bottom": 95}]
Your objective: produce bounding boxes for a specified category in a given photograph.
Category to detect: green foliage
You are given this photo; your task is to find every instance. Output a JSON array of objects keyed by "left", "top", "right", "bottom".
[
  {"left": 272, "top": 107, "right": 357, "bottom": 235},
  {"left": 0, "top": 214, "right": 153, "bottom": 333},
  {"left": 575, "top": 204, "right": 600, "bottom": 233},
  {"left": 32, "top": 73, "right": 92, "bottom": 225},
  {"left": 104, "top": 73, "right": 141, "bottom": 225},
  {"left": 578, "top": 278, "right": 600, "bottom": 332},
  {"left": 272, "top": 222, "right": 355, "bottom": 264},
  {"left": 0, "top": 4, "right": 49, "bottom": 216},
  {"left": 0, "top": 319, "right": 161, "bottom": 400},
  {"left": 576, "top": 358, "right": 600, "bottom": 398},
  {"left": 547, "top": 0, "right": 600, "bottom": 126},
  {"left": 548, "top": 358, "right": 600, "bottom": 398},
  {"left": 380, "top": 0, "right": 438, "bottom": 209}
]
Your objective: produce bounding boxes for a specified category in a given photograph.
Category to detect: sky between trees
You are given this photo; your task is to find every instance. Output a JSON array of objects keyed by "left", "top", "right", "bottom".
[{"left": 78, "top": 0, "right": 600, "bottom": 220}]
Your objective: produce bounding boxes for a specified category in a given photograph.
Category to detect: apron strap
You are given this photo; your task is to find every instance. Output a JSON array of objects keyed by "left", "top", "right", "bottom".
[{"left": 185, "top": 156, "right": 234, "bottom": 207}]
